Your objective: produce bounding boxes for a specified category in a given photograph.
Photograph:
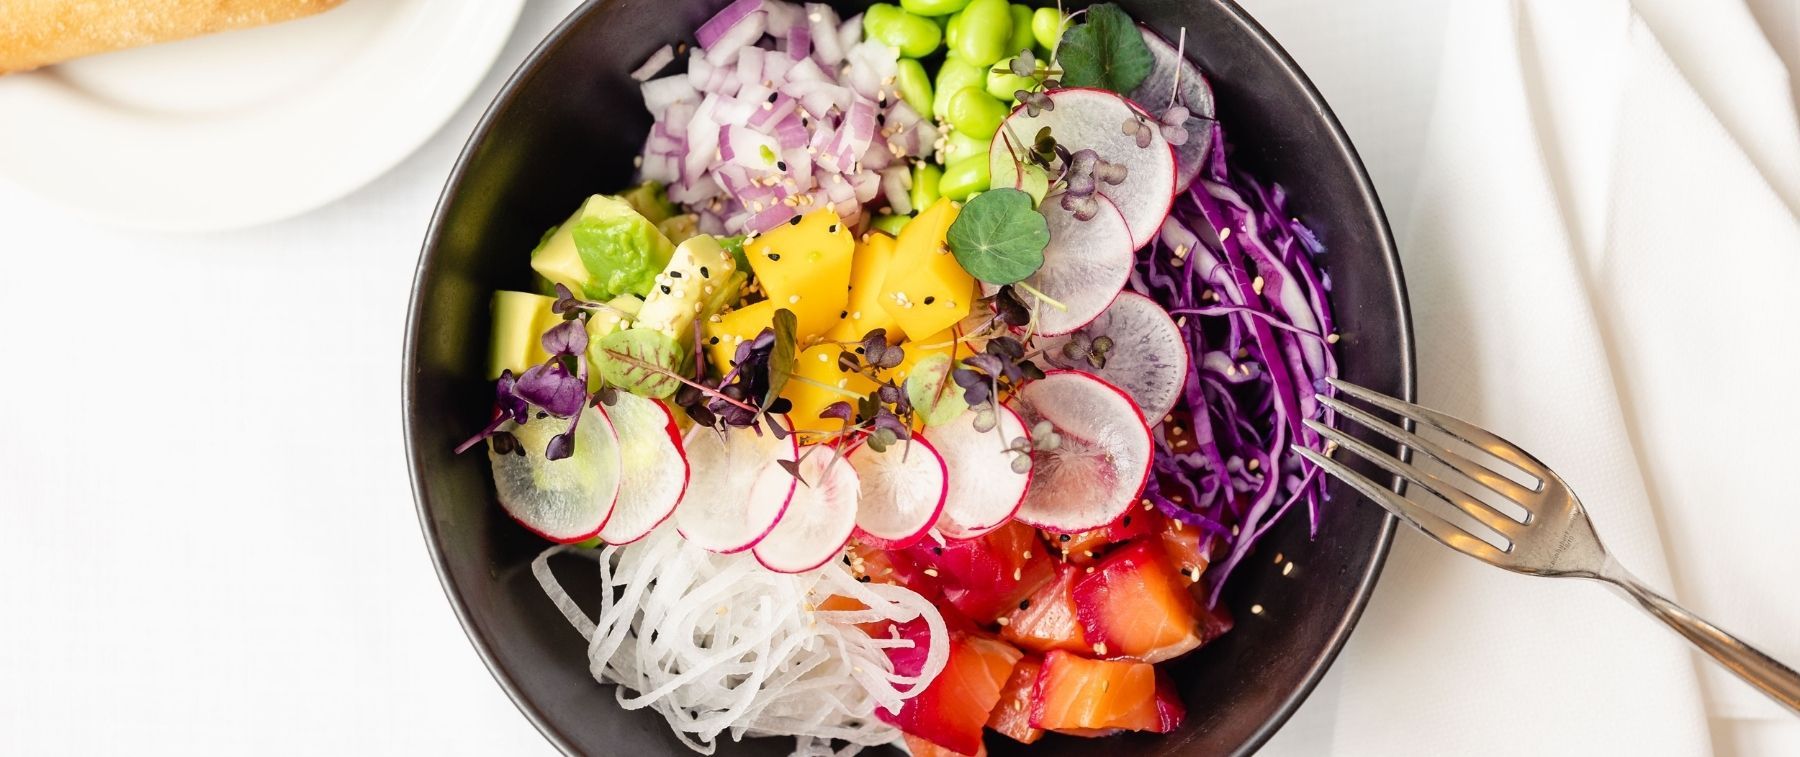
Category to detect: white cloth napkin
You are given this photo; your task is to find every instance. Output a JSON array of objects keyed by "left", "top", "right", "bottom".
[{"left": 1245, "top": 0, "right": 1800, "bottom": 753}]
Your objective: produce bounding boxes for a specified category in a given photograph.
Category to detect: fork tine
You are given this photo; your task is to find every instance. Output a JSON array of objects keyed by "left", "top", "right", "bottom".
[
  {"left": 1294, "top": 446, "right": 1510, "bottom": 563},
  {"left": 1315, "top": 394, "right": 1538, "bottom": 507},
  {"left": 1304, "top": 419, "right": 1521, "bottom": 538},
  {"left": 1327, "top": 378, "right": 1550, "bottom": 483}
]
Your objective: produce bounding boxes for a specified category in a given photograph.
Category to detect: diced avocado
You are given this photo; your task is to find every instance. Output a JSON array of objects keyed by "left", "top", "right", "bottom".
[
  {"left": 530, "top": 195, "right": 675, "bottom": 301},
  {"left": 825, "top": 232, "right": 907, "bottom": 344},
  {"left": 488, "top": 291, "right": 560, "bottom": 378},
  {"left": 881, "top": 198, "right": 978, "bottom": 338},
  {"left": 634, "top": 235, "right": 741, "bottom": 342},
  {"left": 744, "top": 209, "right": 855, "bottom": 341},
  {"left": 620, "top": 181, "right": 678, "bottom": 224},
  {"left": 657, "top": 213, "right": 702, "bottom": 244}
]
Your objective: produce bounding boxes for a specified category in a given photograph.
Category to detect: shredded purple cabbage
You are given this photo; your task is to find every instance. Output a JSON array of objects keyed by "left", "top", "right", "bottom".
[{"left": 1129, "top": 126, "right": 1338, "bottom": 605}]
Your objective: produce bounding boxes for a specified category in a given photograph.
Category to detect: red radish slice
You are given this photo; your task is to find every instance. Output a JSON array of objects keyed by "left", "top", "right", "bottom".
[
  {"left": 931, "top": 405, "right": 1032, "bottom": 539},
  {"left": 1130, "top": 25, "right": 1215, "bottom": 193},
  {"left": 1037, "top": 291, "right": 1189, "bottom": 423},
  {"left": 596, "top": 395, "right": 690, "bottom": 545},
  {"left": 674, "top": 419, "right": 799, "bottom": 553},
  {"left": 987, "top": 193, "right": 1133, "bottom": 336},
  {"left": 848, "top": 436, "right": 948, "bottom": 549},
  {"left": 489, "top": 405, "right": 621, "bottom": 543},
  {"left": 753, "top": 447, "right": 862, "bottom": 573},
  {"left": 1008, "top": 371, "right": 1153, "bottom": 533},
  {"left": 990, "top": 87, "right": 1176, "bottom": 249}
]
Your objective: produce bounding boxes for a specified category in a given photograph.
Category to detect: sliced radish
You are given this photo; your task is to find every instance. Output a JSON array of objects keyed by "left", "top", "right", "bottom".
[
  {"left": 990, "top": 87, "right": 1175, "bottom": 249},
  {"left": 753, "top": 447, "right": 862, "bottom": 573},
  {"left": 1037, "top": 291, "right": 1189, "bottom": 422},
  {"left": 489, "top": 405, "right": 621, "bottom": 543},
  {"left": 1008, "top": 371, "right": 1153, "bottom": 533},
  {"left": 674, "top": 419, "right": 799, "bottom": 553},
  {"left": 848, "top": 436, "right": 948, "bottom": 549},
  {"left": 596, "top": 395, "right": 690, "bottom": 545},
  {"left": 930, "top": 405, "right": 1032, "bottom": 539},
  {"left": 987, "top": 193, "right": 1132, "bottom": 336},
  {"left": 1130, "top": 25, "right": 1215, "bottom": 193}
]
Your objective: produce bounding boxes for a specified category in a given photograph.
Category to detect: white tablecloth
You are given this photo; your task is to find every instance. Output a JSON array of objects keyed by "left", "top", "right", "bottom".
[{"left": 1, "top": 0, "right": 1795, "bottom": 754}]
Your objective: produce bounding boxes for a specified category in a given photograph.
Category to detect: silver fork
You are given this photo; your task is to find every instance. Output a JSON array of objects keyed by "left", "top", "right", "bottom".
[{"left": 1295, "top": 378, "right": 1800, "bottom": 715}]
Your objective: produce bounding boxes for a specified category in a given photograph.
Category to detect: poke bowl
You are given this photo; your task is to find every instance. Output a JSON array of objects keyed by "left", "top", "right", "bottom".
[{"left": 404, "top": 0, "right": 1414, "bottom": 754}]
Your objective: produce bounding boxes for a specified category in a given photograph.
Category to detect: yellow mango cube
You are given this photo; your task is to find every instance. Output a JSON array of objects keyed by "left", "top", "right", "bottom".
[
  {"left": 744, "top": 209, "right": 854, "bottom": 341},
  {"left": 880, "top": 198, "right": 977, "bottom": 339},
  {"left": 702, "top": 300, "right": 776, "bottom": 376},
  {"left": 826, "top": 231, "right": 908, "bottom": 344},
  {"left": 782, "top": 343, "right": 879, "bottom": 434}
]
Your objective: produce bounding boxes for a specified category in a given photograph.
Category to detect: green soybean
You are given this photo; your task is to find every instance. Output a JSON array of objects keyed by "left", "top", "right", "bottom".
[
  {"left": 1030, "top": 7, "right": 1065, "bottom": 50},
  {"left": 942, "top": 130, "right": 988, "bottom": 164},
  {"left": 932, "top": 56, "right": 983, "bottom": 120},
  {"left": 1006, "top": 5, "right": 1035, "bottom": 58},
  {"left": 910, "top": 162, "right": 943, "bottom": 211},
  {"left": 939, "top": 154, "right": 991, "bottom": 201},
  {"left": 865, "top": 5, "right": 941, "bottom": 58},
  {"left": 871, "top": 214, "right": 912, "bottom": 236},
  {"left": 943, "top": 9, "right": 964, "bottom": 50},
  {"left": 900, "top": 0, "right": 970, "bottom": 17},
  {"left": 949, "top": 0, "right": 1011, "bottom": 67},
  {"left": 896, "top": 59, "right": 934, "bottom": 117},
  {"left": 946, "top": 86, "right": 1007, "bottom": 139},
  {"left": 986, "top": 60, "right": 1035, "bottom": 101}
]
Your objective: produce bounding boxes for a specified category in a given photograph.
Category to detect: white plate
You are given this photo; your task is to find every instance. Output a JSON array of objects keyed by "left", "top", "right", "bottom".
[{"left": 0, "top": 0, "right": 524, "bottom": 232}]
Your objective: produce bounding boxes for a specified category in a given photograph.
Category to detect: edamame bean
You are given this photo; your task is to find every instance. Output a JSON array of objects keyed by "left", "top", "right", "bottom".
[
  {"left": 901, "top": 0, "right": 970, "bottom": 17},
  {"left": 896, "top": 59, "right": 934, "bottom": 117},
  {"left": 1031, "top": 7, "right": 1065, "bottom": 50},
  {"left": 946, "top": 86, "right": 1007, "bottom": 139},
  {"left": 871, "top": 214, "right": 912, "bottom": 235},
  {"left": 865, "top": 5, "right": 941, "bottom": 58},
  {"left": 986, "top": 56, "right": 1036, "bottom": 101},
  {"left": 932, "top": 56, "right": 983, "bottom": 120},
  {"left": 949, "top": 0, "right": 1011, "bottom": 67},
  {"left": 910, "top": 162, "right": 943, "bottom": 211},
  {"left": 943, "top": 9, "right": 963, "bottom": 49},
  {"left": 941, "top": 130, "right": 988, "bottom": 164},
  {"left": 1006, "top": 5, "right": 1035, "bottom": 58},
  {"left": 939, "top": 154, "right": 991, "bottom": 200}
]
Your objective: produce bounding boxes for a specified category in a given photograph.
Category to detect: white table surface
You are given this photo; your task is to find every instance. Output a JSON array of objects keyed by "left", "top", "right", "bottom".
[{"left": 0, "top": 0, "right": 1794, "bottom": 754}]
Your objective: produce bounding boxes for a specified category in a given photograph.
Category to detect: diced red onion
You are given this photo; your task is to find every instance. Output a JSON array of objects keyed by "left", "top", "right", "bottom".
[
  {"left": 788, "top": 22, "right": 812, "bottom": 61},
  {"left": 696, "top": 0, "right": 762, "bottom": 47},
  {"left": 880, "top": 166, "right": 912, "bottom": 216},
  {"left": 762, "top": 0, "right": 803, "bottom": 35},
  {"left": 805, "top": 3, "right": 843, "bottom": 65},
  {"left": 631, "top": 44, "right": 676, "bottom": 82},
  {"left": 704, "top": 11, "right": 766, "bottom": 66},
  {"left": 641, "top": 75, "right": 696, "bottom": 114}
]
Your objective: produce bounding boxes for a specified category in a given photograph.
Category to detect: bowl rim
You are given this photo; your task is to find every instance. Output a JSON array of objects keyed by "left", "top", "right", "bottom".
[{"left": 402, "top": 0, "right": 1414, "bottom": 753}]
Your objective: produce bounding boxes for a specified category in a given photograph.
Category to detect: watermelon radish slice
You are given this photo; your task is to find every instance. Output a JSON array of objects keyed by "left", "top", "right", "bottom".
[
  {"left": 849, "top": 436, "right": 948, "bottom": 549},
  {"left": 1037, "top": 291, "right": 1189, "bottom": 423},
  {"left": 489, "top": 405, "right": 621, "bottom": 543},
  {"left": 1130, "top": 25, "right": 1215, "bottom": 193},
  {"left": 753, "top": 447, "right": 862, "bottom": 573},
  {"left": 1008, "top": 371, "right": 1153, "bottom": 533},
  {"left": 990, "top": 87, "right": 1176, "bottom": 250},
  {"left": 931, "top": 405, "right": 1032, "bottom": 539},
  {"left": 674, "top": 419, "right": 799, "bottom": 553},
  {"left": 595, "top": 394, "right": 690, "bottom": 545},
  {"left": 987, "top": 193, "right": 1133, "bottom": 336}
]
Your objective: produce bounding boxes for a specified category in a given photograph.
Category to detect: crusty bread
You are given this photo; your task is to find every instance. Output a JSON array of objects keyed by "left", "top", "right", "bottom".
[{"left": 0, "top": 0, "right": 346, "bottom": 73}]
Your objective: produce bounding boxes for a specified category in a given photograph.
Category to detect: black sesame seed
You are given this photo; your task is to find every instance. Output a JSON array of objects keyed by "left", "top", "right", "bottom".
[
  {"left": 767, "top": 92, "right": 779, "bottom": 103},
  {"left": 536, "top": 411, "right": 548, "bottom": 420},
  {"left": 1058, "top": 534, "right": 1071, "bottom": 542},
  {"left": 1122, "top": 516, "right": 1133, "bottom": 527},
  {"left": 876, "top": 113, "right": 886, "bottom": 126},
  {"left": 932, "top": 547, "right": 943, "bottom": 555},
  {"left": 768, "top": 253, "right": 781, "bottom": 261},
  {"left": 1019, "top": 599, "right": 1030, "bottom": 610},
  {"left": 708, "top": 336, "right": 720, "bottom": 345},
  {"left": 660, "top": 285, "right": 672, "bottom": 295},
  {"left": 828, "top": 224, "right": 839, "bottom": 233},
  {"left": 777, "top": 161, "right": 788, "bottom": 171},
  {"left": 857, "top": 575, "right": 872, "bottom": 583},
  {"left": 923, "top": 296, "right": 936, "bottom": 305},
  {"left": 699, "top": 266, "right": 711, "bottom": 278},
  {"left": 669, "top": 270, "right": 682, "bottom": 278},
  {"left": 840, "top": 310, "right": 849, "bottom": 318},
  {"left": 789, "top": 215, "right": 803, "bottom": 226}
]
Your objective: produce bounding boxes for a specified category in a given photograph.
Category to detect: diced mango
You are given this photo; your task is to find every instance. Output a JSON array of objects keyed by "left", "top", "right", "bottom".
[
  {"left": 744, "top": 209, "right": 854, "bottom": 340},
  {"left": 782, "top": 343, "right": 879, "bottom": 434},
  {"left": 826, "top": 232, "right": 907, "bottom": 344},
  {"left": 703, "top": 300, "right": 776, "bottom": 376},
  {"left": 880, "top": 198, "right": 978, "bottom": 338}
]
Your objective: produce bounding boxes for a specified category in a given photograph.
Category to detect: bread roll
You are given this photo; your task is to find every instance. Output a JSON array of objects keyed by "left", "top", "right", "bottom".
[{"left": 0, "top": 0, "right": 346, "bottom": 73}]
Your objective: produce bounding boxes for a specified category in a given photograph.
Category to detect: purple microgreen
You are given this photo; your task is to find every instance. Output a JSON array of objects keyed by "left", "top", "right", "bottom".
[
  {"left": 1159, "top": 105, "right": 1191, "bottom": 147},
  {"left": 515, "top": 360, "right": 588, "bottom": 418},
  {"left": 820, "top": 401, "right": 855, "bottom": 422},
  {"left": 489, "top": 430, "right": 524, "bottom": 457},
  {"left": 1010, "top": 49, "right": 1037, "bottom": 77},
  {"left": 545, "top": 406, "right": 582, "bottom": 461},
  {"left": 541, "top": 318, "right": 587, "bottom": 357},
  {"left": 1122, "top": 115, "right": 1154, "bottom": 148},
  {"left": 1060, "top": 191, "right": 1100, "bottom": 221}
]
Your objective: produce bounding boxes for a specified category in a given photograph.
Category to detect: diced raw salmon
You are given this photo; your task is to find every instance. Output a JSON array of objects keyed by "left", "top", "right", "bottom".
[
  {"left": 1157, "top": 514, "right": 1212, "bottom": 586},
  {"left": 985, "top": 656, "right": 1044, "bottom": 744},
  {"left": 999, "top": 564, "right": 1090, "bottom": 654},
  {"left": 905, "top": 522, "right": 1055, "bottom": 623},
  {"left": 1029, "top": 650, "right": 1161, "bottom": 732},
  {"left": 904, "top": 733, "right": 987, "bottom": 757},
  {"left": 1073, "top": 539, "right": 1205, "bottom": 663},
  {"left": 880, "top": 633, "right": 1022, "bottom": 755}
]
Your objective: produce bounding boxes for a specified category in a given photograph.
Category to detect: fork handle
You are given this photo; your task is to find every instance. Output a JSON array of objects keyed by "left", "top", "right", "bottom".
[{"left": 1600, "top": 562, "right": 1800, "bottom": 715}]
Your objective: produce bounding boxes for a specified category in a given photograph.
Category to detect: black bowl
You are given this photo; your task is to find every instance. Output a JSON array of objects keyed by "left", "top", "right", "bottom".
[{"left": 405, "top": 0, "right": 1413, "bottom": 753}]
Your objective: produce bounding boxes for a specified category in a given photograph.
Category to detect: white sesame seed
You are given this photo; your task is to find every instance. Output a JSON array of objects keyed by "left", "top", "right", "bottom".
[
  {"left": 1251, "top": 604, "right": 1264, "bottom": 615},
  {"left": 788, "top": 294, "right": 801, "bottom": 304},
  {"left": 1326, "top": 333, "right": 1341, "bottom": 344},
  {"left": 1282, "top": 562, "right": 1294, "bottom": 576},
  {"left": 1252, "top": 276, "right": 1266, "bottom": 295}
]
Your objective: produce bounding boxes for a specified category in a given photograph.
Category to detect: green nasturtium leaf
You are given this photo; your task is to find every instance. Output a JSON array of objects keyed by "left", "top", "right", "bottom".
[
  {"left": 946, "top": 188, "right": 1051, "bottom": 285},
  {"left": 904, "top": 354, "right": 970, "bottom": 427},
  {"left": 764, "top": 308, "right": 800, "bottom": 408},
  {"left": 594, "top": 328, "right": 683, "bottom": 399},
  {"left": 1055, "top": 3, "right": 1154, "bottom": 95}
]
